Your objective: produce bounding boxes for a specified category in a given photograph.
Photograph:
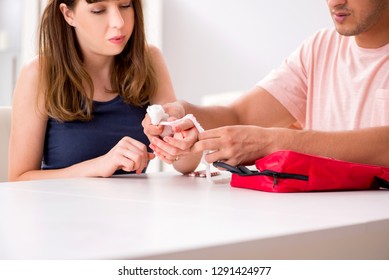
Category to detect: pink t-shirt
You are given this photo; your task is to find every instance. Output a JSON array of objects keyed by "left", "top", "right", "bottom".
[{"left": 257, "top": 28, "right": 389, "bottom": 131}]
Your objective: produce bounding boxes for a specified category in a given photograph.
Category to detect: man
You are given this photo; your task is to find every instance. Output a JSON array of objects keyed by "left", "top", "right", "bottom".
[{"left": 143, "top": 0, "right": 389, "bottom": 173}]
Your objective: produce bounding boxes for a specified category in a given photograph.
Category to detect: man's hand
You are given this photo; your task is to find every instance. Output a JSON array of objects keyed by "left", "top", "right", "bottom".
[{"left": 193, "top": 125, "right": 281, "bottom": 166}]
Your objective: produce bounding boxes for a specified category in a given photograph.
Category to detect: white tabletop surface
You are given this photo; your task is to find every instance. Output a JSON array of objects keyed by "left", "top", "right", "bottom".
[{"left": 1, "top": 172, "right": 389, "bottom": 260}]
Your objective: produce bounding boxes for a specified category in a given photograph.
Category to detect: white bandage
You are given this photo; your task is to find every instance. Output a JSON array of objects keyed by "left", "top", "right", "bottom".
[
  {"left": 147, "top": 105, "right": 173, "bottom": 138},
  {"left": 147, "top": 105, "right": 215, "bottom": 183},
  {"left": 160, "top": 114, "right": 214, "bottom": 184},
  {"left": 146, "top": 104, "right": 169, "bottom": 125}
]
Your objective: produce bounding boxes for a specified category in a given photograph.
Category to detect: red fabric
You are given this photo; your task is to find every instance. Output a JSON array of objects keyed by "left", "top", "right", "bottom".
[{"left": 230, "top": 150, "right": 389, "bottom": 193}]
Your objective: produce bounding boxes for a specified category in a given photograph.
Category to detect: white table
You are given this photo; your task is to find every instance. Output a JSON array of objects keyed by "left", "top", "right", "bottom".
[{"left": 0, "top": 172, "right": 388, "bottom": 260}]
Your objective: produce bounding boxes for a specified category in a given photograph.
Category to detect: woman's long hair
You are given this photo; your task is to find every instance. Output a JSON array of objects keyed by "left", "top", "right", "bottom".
[{"left": 39, "top": 0, "right": 157, "bottom": 121}]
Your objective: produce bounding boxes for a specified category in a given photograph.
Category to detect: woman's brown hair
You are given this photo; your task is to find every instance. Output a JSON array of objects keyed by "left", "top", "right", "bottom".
[{"left": 39, "top": 0, "right": 157, "bottom": 121}]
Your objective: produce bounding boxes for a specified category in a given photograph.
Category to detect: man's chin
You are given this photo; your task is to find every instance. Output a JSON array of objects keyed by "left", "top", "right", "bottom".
[{"left": 335, "top": 27, "right": 358, "bottom": 37}]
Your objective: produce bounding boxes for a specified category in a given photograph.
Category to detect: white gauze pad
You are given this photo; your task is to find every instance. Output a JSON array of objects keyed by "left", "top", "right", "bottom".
[
  {"left": 147, "top": 105, "right": 173, "bottom": 137},
  {"left": 160, "top": 114, "right": 214, "bottom": 184}
]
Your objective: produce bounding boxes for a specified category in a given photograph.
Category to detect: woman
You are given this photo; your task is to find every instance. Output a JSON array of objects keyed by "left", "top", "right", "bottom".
[{"left": 9, "top": 0, "right": 181, "bottom": 181}]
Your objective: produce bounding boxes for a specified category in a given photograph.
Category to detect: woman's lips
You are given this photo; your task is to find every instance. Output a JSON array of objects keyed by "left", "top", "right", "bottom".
[{"left": 109, "top": 36, "right": 125, "bottom": 45}]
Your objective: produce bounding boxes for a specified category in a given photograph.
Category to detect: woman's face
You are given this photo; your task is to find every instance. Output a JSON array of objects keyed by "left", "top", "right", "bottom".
[{"left": 61, "top": 0, "right": 135, "bottom": 57}]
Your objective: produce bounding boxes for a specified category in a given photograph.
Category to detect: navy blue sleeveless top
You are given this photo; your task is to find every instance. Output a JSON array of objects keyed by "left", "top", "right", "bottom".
[{"left": 42, "top": 95, "right": 151, "bottom": 173}]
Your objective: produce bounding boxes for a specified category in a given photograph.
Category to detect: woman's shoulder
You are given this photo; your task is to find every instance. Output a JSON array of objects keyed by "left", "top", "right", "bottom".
[
  {"left": 147, "top": 44, "right": 161, "bottom": 53},
  {"left": 13, "top": 55, "right": 45, "bottom": 110},
  {"left": 19, "top": 55, "right": 41, "bottom": 82},
  {"left": 146, "top": 44, "right": 169, "bottom": 72},
  {"left": 147, "top": 44, "right": 165, "bottom": 61}
]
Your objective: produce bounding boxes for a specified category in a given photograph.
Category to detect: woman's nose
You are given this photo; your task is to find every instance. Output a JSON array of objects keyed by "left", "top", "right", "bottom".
[{"left": 109, "top": 8, "right": 125, "bottom": 29}]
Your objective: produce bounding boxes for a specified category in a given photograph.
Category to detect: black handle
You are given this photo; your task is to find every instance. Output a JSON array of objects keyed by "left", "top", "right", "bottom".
[{"left": 213, "top": 161, "right": 256, "bottom": 175}]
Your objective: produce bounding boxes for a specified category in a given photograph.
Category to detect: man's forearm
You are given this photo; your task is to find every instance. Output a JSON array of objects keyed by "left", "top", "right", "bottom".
[
  {"left": 284, "top": 126, "right": 389, "bottom": 167},
  {"left": 178, "top": 100, "right": 240, "bottom": 130}
]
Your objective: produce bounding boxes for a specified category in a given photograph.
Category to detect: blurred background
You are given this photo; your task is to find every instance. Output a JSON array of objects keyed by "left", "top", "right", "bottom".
[{"left": 0, "top": 0, "right": 332, "bottom": 106}]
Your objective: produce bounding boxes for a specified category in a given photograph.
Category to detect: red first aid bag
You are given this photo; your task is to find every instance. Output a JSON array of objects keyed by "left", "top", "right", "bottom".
[{"left": 215, "top": 150, "right": 389, "bottom": 193}]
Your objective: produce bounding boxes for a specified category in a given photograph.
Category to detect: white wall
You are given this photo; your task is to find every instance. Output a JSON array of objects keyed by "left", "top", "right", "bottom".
[
  {"left": 161, "top": 0, "right": 333, "bottom": 104},
  {"left": 1, "top": 1, "right": 334, "bottom": 106},
  {"left": 143, "top": 0, "right": 163, "bottom": 49},
  {"left": 20, "top": 0, "right": 42, "bottom": 65},
  {"left": 0, "top": 0, "right": 42, "bottom": 106},
  {"left": 0, "top": 0, "right": 22, "bottom": 106}
]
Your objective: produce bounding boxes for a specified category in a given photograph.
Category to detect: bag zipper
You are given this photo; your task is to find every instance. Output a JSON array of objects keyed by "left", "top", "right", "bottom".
[
  {"left": 259, "top": 170, "right": 308, "bottom": 188},
  {"left": 213, "top": 162, "right": 308, "bottom": 188},
  {"left": 214, "top": 162, "right": 389, "bottom": 190}
]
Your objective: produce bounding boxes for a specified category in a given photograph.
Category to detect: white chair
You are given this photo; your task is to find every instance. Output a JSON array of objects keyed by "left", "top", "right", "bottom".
[{"left": 0, "top": 106, "right": 12, "bottom": 182}]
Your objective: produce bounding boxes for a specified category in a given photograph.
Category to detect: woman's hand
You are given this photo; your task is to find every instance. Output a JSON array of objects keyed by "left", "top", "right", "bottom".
[
  {"left": 142, "top": 104, "right": 203, "bottom": 174},
  {"left": 150, "top": 121, "right": 199, "bottom": 164},
  {"left": 142, "top": 102, "right": 186, "bottom": 141},
  {"left": 94, "top": 136, "right": 155, "bottom": 177}
]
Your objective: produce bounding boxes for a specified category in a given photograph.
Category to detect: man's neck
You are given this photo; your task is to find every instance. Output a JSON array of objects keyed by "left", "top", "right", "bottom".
[{"left": 355, "top": 13, "right": 389, "bottom": 48}]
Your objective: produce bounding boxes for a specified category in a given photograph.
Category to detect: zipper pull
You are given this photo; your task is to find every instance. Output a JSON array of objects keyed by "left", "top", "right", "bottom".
[{"left": 273, "top": 173, "right": 278, "bottom": 188}]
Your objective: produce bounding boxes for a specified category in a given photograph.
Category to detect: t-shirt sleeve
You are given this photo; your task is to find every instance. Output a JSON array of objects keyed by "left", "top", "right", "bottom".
[{"left": 257, "top": 34, "right": 316, "bottom": 127}]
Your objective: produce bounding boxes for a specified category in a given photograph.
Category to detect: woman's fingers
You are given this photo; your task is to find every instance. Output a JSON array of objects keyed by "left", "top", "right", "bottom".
[
  {"left": 150, "top": 137, "right": 179, "bottom": 163},
  {"left": 115, "top": 137, "right": 154, "bottom": 173},
  {"left": 171, "top": 118, "right": 196, "bottom": 132}
]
